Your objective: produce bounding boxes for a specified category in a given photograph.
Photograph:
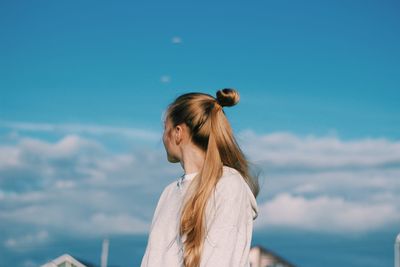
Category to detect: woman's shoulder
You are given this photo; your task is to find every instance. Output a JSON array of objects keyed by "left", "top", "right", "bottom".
[
  {"left": 158, "top": 179, "right": 179, "bottom": 200},
  {"left": 215, "top": 166, "right": 247, "bottom": 196},
  {"left": 222, "top": 165, "right": 240, "bottom": 176}
]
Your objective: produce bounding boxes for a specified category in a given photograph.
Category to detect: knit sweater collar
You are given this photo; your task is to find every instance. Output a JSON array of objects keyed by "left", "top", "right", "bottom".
[
  {"left": 176, "top": 171, "right": 198, "bottom": 189},
  {"left": 183, "top": 171, "right": 198, "bottom": 181}
]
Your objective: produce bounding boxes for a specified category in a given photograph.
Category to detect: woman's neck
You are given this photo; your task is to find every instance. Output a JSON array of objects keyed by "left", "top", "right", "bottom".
[{"left": 180, "top": 143, "right": 205, "bottom": 174}]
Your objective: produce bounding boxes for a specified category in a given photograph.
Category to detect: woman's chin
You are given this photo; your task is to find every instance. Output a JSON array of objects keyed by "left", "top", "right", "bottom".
[{"left": 167, "top": 154, "right": 180, "bottom": 163}]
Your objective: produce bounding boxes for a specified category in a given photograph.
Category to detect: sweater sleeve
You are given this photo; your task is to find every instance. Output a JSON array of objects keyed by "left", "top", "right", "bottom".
[
  {"left": 140, "top": 183, "right": 174, "bottom": 267},
  {"left": 200, "top": 175, "right": 252, "bottom": 267}
]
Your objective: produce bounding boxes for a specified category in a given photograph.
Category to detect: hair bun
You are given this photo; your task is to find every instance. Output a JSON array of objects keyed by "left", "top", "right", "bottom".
[{"left": 216, "top": 88, "right": 240, "bottom": 107}]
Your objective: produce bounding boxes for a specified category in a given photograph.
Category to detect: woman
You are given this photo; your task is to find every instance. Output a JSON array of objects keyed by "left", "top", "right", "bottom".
[{"left": 140, "top": 88, "right": 259, "bottom": 267}]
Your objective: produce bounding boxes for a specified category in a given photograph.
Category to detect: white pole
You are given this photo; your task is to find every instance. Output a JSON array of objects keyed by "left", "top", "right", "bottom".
[
  {"left": 101, "top": 238, "right": 109, "bottom": 267},
  {"left": 395, "top": 233, "right": 400, "bottom": 267}
]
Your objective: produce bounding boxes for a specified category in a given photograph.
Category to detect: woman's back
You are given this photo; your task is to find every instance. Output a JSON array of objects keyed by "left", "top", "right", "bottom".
[{"left": 140, "top": 165, "right": 258, "bottom": 267}]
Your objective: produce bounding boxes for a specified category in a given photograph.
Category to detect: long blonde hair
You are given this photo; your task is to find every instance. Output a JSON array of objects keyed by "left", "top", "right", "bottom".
[{"left": 165, "top": 88, "right": 259, "bottom": 267}]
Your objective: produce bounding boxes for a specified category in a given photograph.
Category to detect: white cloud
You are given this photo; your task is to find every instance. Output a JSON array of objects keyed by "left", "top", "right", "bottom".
[
  {"left": 88, "top": 213, "right": 149, "bottom": 235},
  {"left": 0, "top": 190, "right": 152, "bottom": 237},
  {"left": 4, "top": 230, "right": 49, "bottom": 249},
  {"left": 293, "top": 183, "right": 319, "bottom": 194},
  {"left": 239, "top": 130, "right": 400, "bottom": 168},
  {"left": 54, "top": 180, "right": 76, "bottom": 189},
  {"left": 0, "top": 132, "right": 180, "bottom": 247},
  {"left": 238, "top": 130, "right": 400, "bottom": 232},
  {"left": 22, "top": 260, "right": 37, "bottom": 267},
  {"left": 0, "top": 146, "right": 19, "bottom": 169},
  {"left": 160, "top": 75, "right": 171, "bottom": 83},
  {"left": 171, "top": 36, "right": 182, "bottom": 44},
  {"left": 19, "top": 134, "right": 102, "bottom": 158},
  {"left": 255, "top": 193, "right": 400, "bottom": 232},
  {"left": 0, "top": 120, "right": 160, "bottom": 141},
  {"left": 0, "top": 124, "right": 399, "bottom": 244}
]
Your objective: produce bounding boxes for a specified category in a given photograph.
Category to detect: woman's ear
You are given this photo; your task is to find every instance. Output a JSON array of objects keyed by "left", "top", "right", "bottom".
[{"left": 174, "top": 125, "right": 182, "bottom": 145}]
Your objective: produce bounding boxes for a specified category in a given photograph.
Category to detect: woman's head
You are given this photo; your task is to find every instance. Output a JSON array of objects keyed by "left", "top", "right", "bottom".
[
  {"left": 162, "top": 88, "right": 259, "bottom": 267},
  {"left": 162, "top": 88, "right": 240, "bottom": 163}
]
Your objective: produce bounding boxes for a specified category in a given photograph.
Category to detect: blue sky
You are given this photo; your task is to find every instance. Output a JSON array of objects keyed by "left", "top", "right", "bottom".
[
  {"left": 0, "top": 1, "right": 400, "bottom": 267},
  {"left": 1, "top": 0, "right": 399, "bottom": 139}
]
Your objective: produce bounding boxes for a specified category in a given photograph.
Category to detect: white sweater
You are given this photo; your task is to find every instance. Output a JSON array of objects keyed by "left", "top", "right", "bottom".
[{"left": 140, "top": 165, "right": 258, "bottom": 267}]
